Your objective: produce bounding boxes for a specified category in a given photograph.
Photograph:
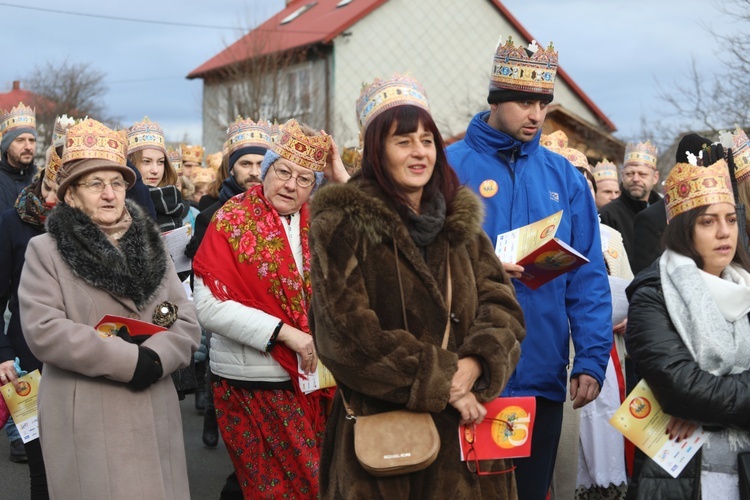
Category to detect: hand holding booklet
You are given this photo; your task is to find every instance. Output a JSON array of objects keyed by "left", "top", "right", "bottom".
[
  {"left": 297, "top": 355, "right": 337, "bottom": 394},
  {"left": 495, "top": 210, "right": 589, "bottom": 289},
  {"left": 95, "top": 315, "right": 166, "bottom": 344},
  {"left": 1, "top": 370, "right": 41, "bottom": 443},
  {"left": 609, "top": 379, "right": 708, "bottom": 478}
]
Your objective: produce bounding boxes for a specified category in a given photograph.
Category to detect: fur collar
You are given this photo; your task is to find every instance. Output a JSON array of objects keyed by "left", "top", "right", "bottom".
[
  {"left": 310, "top": 173, "right": 485, "bottom": 246},
  {"left": 46, "top": 199, "right": 168, "bottom": 309}
]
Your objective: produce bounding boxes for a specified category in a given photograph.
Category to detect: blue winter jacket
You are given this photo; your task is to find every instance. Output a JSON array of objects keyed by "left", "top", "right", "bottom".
[{"left": 447, "top": 111, "right": 612, "bottom": 402}]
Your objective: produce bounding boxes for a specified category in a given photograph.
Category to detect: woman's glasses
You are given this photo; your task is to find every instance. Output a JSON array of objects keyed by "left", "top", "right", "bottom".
[
  {"left": 272, "top": 164, "right": 315, "bottom": 188},
  {"left": 463, "top": 418, "right": 517, "bottom": 476},
  {"left": 76, "top": 179, "right": 129, "bottom": 193}
]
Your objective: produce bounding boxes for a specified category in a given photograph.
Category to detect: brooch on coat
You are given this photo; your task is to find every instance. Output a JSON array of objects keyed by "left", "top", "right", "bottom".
[{"left": 152, "top": 301, "right": 178, "bottom": 328}]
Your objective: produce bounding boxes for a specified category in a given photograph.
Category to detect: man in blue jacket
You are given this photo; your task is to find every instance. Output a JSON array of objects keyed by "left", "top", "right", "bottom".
[{"left": 447, "top": 37, "right": 612, "bottom": 500}]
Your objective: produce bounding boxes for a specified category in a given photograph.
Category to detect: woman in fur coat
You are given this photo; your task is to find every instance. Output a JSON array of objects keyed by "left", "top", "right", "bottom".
[
  {"left": 309, "top": 75, "right": 526, "bottom": 499},
  {"left": 18, "top": 119, "right": 200, "bottom": 500}
]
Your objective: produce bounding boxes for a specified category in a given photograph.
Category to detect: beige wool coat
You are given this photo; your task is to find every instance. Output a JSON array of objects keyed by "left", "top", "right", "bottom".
[{"left": 18, "top": 201, "right": 200, "bottom": 500}]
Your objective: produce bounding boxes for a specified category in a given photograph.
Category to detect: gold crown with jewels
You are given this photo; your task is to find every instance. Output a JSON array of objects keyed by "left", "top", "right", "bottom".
[
  {"left": 490, "top": 36, "right": 558, "bottom": 95},
  {"left": 127, "top": 116, "right": 166, "bottom": 155},
  {"left": 355, "top": 73, "right": 430, "bottom": 133},
  {"left": 664, "top": 160, "right": 734, "bottom": 221},
  {"left": 274, "top": 119, "right": 331, "bottom": 172},
  {"left": 226, "top": 116, "right": 273, "bottom": 155}
]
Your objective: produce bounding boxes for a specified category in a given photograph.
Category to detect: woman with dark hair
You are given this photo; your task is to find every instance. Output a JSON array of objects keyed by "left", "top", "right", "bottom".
[
  {"left": 626, "top": 160, "right": 750, "bottom": 499},
  {"left": 127, "top": 117, "right": 184, "bottom": 232},
  {"left": 309, "top": 75, "right": 525, "bottom": 498}
]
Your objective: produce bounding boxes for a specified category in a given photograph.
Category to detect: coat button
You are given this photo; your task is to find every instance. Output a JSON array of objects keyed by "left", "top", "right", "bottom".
[{"left": 128, "top": 313, "right": 139, "bottom": 319}]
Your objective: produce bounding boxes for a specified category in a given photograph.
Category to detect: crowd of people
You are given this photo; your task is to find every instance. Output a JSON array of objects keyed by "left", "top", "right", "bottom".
[{"left": 1, "top": 32, "right": 749, "bottom": 500}]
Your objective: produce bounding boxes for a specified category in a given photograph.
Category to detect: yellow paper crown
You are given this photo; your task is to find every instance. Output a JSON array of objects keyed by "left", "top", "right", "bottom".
[
  {"left": 46, "top": 148, "right": 62, "bottom": 185},
  {"left": 167, "top": 147, "right": 182, "bottom": 174},
  {"left": 127, "top": 116, "right": 166, "bottom": 155},
  {"left": 205, "top": 152, "right": 223, "bottom": 171},
  {"left": 274, "top": 119, "right": 331, "bottom": 172},
  {"left": 53, "top": 115, "right": 77, "bottom": 148},
  {"left": 724, "top": 126, "right": 750, "bottom": 183},
  {"left": 623, "top": 140, "right": 658, "bottom": 170},
  {"left": 356, "top": 74, "right": 431, "bottom": 133},
  {"left": 1, "top": 102, "right": 36, "bottom": 135},
  {"left": 540, "top": 130, "right": 589, "bottom": 170},
  {"left": 593, "top": 158, "right": 619, "bottom": 182},
  {"left": 191, "top": 167, "right": 216, "bottom": 184},
  {"left": 226, "top": 116, "right": 273, "bottom": 155},
  {"left": 62, "top": 118, "right": 127, "bottom": 166},
  {"left": 664, "top": 160, "right": 734, "bottom": 222},
  {"left": 181, "top": 144, "right": 204, "bottom": 164},
  {"left": 490, "top": 36, "right": 558, "bottom": 95}
]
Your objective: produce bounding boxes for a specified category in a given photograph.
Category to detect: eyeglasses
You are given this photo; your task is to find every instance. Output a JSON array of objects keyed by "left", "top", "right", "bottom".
[
  {"left": 76, "top": 179, "right": 129, "bottom": 193},
  {"left": 272, "top": 164, "right": 315, "bottom": 188},
  {"left": 463, "top": 419, "right": 517, "bottom": 476}
]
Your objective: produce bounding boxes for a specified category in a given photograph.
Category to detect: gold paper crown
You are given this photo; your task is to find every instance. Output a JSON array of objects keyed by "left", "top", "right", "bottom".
[
  {"left": 723, "top": 126, "right": 750, "bottom": 183},
  {"left": 62, "top": 119, "right": 127, "bottom": 166},
  {"left": 0, "top": 102, "right": 36, "bottom": 135},
  {"left": 191, "top": 167, "right": 216, "bottom": 184},
  {"left": 167, "top": 147, "right": 182, "bottom": 173},
  {"left": 181, "top": 144, "right": 204, "bottom": 164},
  {"left": 490, "top": 36, "right": 558, "bottom": 95},
  {"left": 205, "top": 152, "right": 223, "bottom": 171},
  {"left": 274, "top": 119, "right": 331, "bottom": 172},
  {"left": 127, "top": 116, "right": 166, "bottom": 155},
  {"left": 664, "top": 160, "right": 734, "bottom": 222},
  {"left": 53, "top": 115, "right": 77, "bottom": 148},
  {"left": 226, "top": 116, "right": 273, "bottom": 155},
  {"left": 540, "top": 130, "right": 589, "bottom": 170},
  {"left": 593, "top": 158, "right": 619, "bottom": 182},
  {"left": 46, "top": 148, "right": 62, "bottom": 185},
  {"left": 355, "top": 73, "right": 430, "bottom": 132},
  {"left": 623, "top": 140, "right": 658, "bottom": 170}
]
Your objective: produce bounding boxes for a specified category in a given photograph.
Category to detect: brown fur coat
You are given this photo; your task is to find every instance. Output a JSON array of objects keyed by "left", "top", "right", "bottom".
[{"left": 309, "top": 175, "right": 525, "bottom": 499}]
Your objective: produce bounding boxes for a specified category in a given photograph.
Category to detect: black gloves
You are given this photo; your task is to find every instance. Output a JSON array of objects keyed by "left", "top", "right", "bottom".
[{"left": 129, "top": 346, "right": 163, "bottom": 391}]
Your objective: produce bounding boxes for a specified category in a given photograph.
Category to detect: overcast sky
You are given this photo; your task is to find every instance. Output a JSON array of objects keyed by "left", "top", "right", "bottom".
[{"left": 0, "top": 0, "right": 734, "bottom": 147}]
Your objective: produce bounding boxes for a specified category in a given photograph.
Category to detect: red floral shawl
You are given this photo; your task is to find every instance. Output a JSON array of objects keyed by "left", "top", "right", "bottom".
[{"left": 193, "top": 185, "right": 323, "bottom": 405}]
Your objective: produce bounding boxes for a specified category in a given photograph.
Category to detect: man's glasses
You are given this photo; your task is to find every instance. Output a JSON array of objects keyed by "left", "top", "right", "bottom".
[
  {"left": 463, "top": 418, "right": 517, "bottom": 476},
  {"left": 76, "top": 179, "right": 129, "bottom": 193},
  {"left": 272, "top": 164, "right": 315, "bottom": 188}
]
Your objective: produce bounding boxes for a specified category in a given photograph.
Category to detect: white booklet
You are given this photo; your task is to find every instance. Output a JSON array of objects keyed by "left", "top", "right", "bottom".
[{"left": 163, "top": 224, "right": 193, "bottom": 273}]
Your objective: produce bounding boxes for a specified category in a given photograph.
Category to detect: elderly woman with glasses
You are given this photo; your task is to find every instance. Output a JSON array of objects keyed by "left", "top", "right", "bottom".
[
  {"left": 18, "top": 119, "right": 200, "bottom": 499},
  {"left": 192, "top": 118, "right": 349, "bottom": 498}
]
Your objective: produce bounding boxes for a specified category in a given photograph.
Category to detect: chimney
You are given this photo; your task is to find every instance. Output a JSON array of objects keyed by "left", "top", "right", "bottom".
[{"left": 12, "top": 80, "right": 19, "bottom": 90}]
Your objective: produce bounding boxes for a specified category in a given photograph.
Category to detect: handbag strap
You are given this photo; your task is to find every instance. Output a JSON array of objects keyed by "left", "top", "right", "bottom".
[{"left": 342, "top": 240, "right": 452, "bottom": 419}]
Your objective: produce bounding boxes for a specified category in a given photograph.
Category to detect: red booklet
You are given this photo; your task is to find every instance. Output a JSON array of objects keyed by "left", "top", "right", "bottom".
[
  {"left": 459, "top": 396, "right": 536, "bottom": 461},
  {"left": 517, "top": 238, "right": 589, "bottom": 290},
  {"left": 95, "top": 315, "right": 166, "bottom": 343}
]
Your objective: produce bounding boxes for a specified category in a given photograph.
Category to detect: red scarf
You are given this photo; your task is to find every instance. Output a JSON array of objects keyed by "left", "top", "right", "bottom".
[{"left": 193, "top": 185, "right": 327, "bottom": 411}]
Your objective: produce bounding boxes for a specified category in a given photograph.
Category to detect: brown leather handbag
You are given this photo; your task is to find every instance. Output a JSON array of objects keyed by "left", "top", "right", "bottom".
[{"left": 341, "top": 243, "right": 451, "bottom": 477}]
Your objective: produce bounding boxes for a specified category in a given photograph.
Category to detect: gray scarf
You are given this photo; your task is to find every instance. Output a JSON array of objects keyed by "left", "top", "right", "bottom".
[{"left": 660, "top": 249, "right": 750, "bottom": 473}]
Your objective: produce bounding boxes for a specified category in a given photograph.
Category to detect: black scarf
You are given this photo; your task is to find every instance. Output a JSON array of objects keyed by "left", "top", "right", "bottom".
[
  {"left": 405, "top": 193, "right": 446, "bottom": 248},
  {"left": 149, "top": 185, "right": 185, "bottom": 232},
  {"left": 219, "top": 176, "right": 245, "bottom": 204},
  {"left": 46, "top": 199, "right": 167, "bottom": 309}
]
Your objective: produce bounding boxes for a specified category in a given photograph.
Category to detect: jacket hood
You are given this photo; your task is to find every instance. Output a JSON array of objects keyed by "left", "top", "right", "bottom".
[
  {"left": 626, "top": 259, "right": 661, "bottom": 301},
  {"left": 310, "top": 172, "right": 485, "bottom": 247},
  {"left": 463, "top": 111, "right": 541, "bottom": 157}
]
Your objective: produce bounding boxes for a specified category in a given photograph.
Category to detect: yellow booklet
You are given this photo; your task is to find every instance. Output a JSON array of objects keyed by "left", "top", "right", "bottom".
[
  {"left": 297, "top": 357, "right": 337, "bottom": 394},
  {"left": 1, "top": 369, "right": 41, "bottom": 443},
  {"left": 609, "top": 379, "right": 708, "bottom": 478}
]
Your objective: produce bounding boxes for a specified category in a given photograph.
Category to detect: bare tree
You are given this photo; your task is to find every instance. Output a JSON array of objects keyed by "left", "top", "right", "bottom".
[{"left": 24, "top": 60, "right": 118, "bottom": 147}]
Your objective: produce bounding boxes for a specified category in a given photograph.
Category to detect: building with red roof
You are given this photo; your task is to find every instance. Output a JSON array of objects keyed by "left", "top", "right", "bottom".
[{"left": 189, "top": 0, "right": 624, "bottom": 162}]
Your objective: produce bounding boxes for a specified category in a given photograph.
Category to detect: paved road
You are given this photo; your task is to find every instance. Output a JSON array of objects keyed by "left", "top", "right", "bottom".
[{"left": 0, "top": 397, "right": 234, "bottom": 499}]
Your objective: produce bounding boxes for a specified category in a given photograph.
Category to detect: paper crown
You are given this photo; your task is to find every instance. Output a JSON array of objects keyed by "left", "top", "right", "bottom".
[
  {"left": 490, "top": 36, "right": 558, "bottom": 95},
  {"left": 191, "top": 167, "right": 216, "bottom": 184},
  {"left": 540, "top": 130, "right": 589, "bottom": 170},
  {"left": 719, "top": 126, "right": 750, "bottom": 183},
  {"left": 274, "top": 119, "right": 331, "bottom": 172},
  {"left": 593, "top": 158, "right": 619, "bottom": 183},
  {"left": 181, "top": 144, "right": 204, "bottom": 164},
  {"left": 167, "top": 147, "right": 182, "bottom": 173},
  {"left": 53, "top": 115, "right": 77, "bottom": 148},
  {"left": 226, "top": 116, "right": 273, "bottom": 155},
  {"left": 623, "top": 140, "right": 658, "bottom": 170},
  {"left": 127, "top": 116, "right": 166, "bottom": 155},
  {"left": 45, "top": 148, "right": 62, "bottom": 185},
  {"left": 664, "top": 160, "right": 734, "bottom": 222},
  {"left": 0, "top": 102, "right": 36, "bottom": 135},
  {"left": 205, "top": 152, "right": 223, "bottom": 171},
  {"left": 61, "top": 119, "right": 128, "bottom": 165},
  {"left": 355, "top": 74, "right": 431, "bottom": 133}
]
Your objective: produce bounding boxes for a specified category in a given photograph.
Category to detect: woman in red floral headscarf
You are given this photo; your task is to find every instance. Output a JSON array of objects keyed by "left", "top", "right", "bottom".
[{"left": 192, "top": 119, "right": 348, "bottom": 498}]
